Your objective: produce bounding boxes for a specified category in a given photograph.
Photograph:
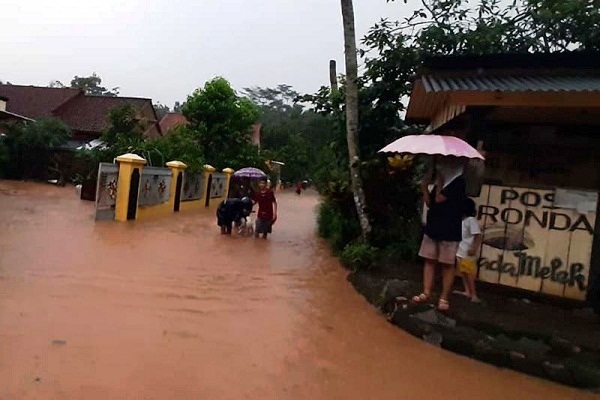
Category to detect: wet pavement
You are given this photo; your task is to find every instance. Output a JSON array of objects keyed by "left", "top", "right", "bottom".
[{"left": 0, "top": 181, "right": 595, "bottom": 399}]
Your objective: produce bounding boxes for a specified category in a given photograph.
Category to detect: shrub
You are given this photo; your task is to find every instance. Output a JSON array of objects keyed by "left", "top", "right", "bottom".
[
  {"left": 1, "top": 118, "right": 71, "bottom": 180},
  {"left": 381, "top": 240, "right": 420, "bottom": 265},
  {"left": 340, "top": 242, "right": 378, "bottom": 271},
  {"left": 317, "top": 201, "right": 361, "bottom": 253}
]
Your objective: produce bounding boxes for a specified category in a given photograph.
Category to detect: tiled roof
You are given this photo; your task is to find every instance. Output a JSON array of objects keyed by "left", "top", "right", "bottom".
[
  {"left": 0, "top": 85, "right": 161, "bottom": 139},
  {"left": 0, "top": 110, "right": 33, "bottom": 122},
  {"left": 55, "top": 95, "right": 158, "bottom": 134},
  {"left": 422, "top": 74, "right": 600, "bottom": 93},
  {"left": 0, "top": 85, "right": 81, "bottom": 118},
  {"left": 421, "top": 50, "right": 600, "bottom": 71},
  {"left": 159, "top": 113, "right": 189, "bottom": 133}
]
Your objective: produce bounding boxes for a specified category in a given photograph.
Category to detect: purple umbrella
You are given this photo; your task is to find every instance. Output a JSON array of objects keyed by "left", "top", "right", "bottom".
[{"left": 233, "top": 167, "right": 267, "bottom": 179}]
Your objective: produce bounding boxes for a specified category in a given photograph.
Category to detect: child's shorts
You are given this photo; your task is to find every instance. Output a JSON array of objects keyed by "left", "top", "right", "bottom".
[{"left": 457, "top": 257, "right": 477, "bottom": 275}]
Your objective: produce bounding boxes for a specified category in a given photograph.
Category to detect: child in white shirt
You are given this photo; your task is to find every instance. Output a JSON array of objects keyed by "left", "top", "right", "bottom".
[{"left": 455, "top": 198, "right": 482, "bottom": 303}]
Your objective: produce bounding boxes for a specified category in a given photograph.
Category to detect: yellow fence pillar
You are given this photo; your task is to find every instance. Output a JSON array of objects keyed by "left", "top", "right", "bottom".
[
  {"left": 166, "top": 160, "right": 188, "bottom": 211},
  {"left": 203, "top": 164, "right": 216, "bottom": 207},
  {"left": 222, "top": 168, "right": 235, "bottom": 198},
  {"left": 115, "top": 153, "right": 147, "bottom": 222}
]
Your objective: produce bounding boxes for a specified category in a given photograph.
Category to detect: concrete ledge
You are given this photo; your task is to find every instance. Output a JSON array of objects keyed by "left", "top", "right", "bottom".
[{"left": 348, "top": 269, "right": 600, "bottom": 391}]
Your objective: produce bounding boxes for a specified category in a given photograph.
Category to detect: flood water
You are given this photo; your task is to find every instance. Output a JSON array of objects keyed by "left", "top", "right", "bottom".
[{"left": 0, "top": 181, "right": 594, "bottom": 399}]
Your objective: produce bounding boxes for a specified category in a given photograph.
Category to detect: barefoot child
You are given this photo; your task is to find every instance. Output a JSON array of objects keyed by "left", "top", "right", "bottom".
[
  {"left": 456, "top": 198, "right": 482, "bottom": 302},
  {"left": 251, "top": 177, "right": 277, "bottom": 239}
]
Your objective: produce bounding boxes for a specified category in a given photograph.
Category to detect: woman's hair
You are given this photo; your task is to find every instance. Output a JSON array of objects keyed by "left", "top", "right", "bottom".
[{"left": 464, "top": 197, "right": 477, "bottom": 217}]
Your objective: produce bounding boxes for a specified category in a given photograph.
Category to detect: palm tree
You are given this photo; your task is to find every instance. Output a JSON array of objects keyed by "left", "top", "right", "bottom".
[{"left": 340, "top": 0, "right": 371, "bottom": 240}]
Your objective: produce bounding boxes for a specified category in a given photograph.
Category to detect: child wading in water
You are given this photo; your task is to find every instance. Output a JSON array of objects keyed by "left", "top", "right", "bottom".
[
  {"left": 251, "top": 178, "right": 278, "bottom": 239},
  {"left": 455, "top": 198, "right": 482, "bottom": 303}
]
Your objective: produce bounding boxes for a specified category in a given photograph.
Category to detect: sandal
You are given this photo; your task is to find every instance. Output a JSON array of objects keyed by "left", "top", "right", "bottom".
[
  {"left": 412, "top": 293, "right": 429, "bottom": 303},
  {"left": 438, "top": 299, "right": 450, "bottom": 311}
]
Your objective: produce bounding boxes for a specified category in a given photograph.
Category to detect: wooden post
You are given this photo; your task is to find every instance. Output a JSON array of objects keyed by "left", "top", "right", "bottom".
[{"left": 329, "top": 60, "right": 338, "bottom": 94}]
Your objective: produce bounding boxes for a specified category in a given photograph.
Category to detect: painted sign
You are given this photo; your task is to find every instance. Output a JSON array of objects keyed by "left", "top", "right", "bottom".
[{"left": 474, "top": 185, "right": 598, "bottom": 300}]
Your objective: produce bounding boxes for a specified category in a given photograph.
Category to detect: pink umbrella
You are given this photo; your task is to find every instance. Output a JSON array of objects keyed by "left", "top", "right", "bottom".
[{"left": 378, "top": 134, "right": 484, "bottom": 160}]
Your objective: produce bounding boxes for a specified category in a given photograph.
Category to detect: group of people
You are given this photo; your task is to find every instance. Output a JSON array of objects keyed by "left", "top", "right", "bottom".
[
  {"left": 216, "top": 177, "right": 278, "bottom": 239},
  {"left": 217, "top": 159, "right": 482, "bottom": 307},
  {"left": 413, "top": 157, "right": 482, "bottom": 311}
]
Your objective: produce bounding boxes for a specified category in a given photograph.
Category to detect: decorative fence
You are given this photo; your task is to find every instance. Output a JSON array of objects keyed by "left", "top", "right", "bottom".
[
  {"left": 181, "top": 172, "right": 205, "bottom": 201},
  {"left": 95, "top": 162, "right": 119, "bottom": 221},
  {"left": 94, "top": 155, "right": 233, "bottom": 222},
  {"left": 138, "top": 166, "right": 172, "bottom": 206},
  {"left": 210, "top": 172, "right": 228, "bottom": 198}
]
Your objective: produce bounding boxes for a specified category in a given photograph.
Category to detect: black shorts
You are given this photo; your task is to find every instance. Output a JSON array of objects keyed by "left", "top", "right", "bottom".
[{"left": 255, "top": 218, "right": 273, "bottom": 234}]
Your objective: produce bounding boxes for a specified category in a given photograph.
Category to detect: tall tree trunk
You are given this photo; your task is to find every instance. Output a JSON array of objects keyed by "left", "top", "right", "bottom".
[{"left": 340, "top": 0, "right": 371, "bottom": 241}]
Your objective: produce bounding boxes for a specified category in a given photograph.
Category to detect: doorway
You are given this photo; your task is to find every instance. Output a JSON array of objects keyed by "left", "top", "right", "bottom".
[
  {"left": 174, "top": 172, "right": 183, "bottom": 212},
  {"left": 127, "top": 168, "right": 140, "bottom": 220},
  {"left": 205, "top": 174, "right": 213, "bottom": 207}
]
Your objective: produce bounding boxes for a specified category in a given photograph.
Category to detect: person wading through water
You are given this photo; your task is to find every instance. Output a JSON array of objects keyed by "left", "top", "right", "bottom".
[{"left": 251, "top": 177, "right": 278, "bottom": 239}]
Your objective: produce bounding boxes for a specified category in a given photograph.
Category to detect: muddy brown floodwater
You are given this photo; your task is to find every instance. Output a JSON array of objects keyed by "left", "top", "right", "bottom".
[{"left": 0, "top": 181, "right": 595, "bottom": 399}]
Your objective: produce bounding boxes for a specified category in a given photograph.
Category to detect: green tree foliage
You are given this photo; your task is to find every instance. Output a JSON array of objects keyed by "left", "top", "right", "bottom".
[
  {"left": 70, "top": 73, "right": 119, "bottom": 96},
  {"left": 77, "top": 105, "right": 205, "bottom": 181},
  {"left": 153, "top": 102, "right": 170, "bottom": 120},
  {"left": 183, "top": 77, "right": 261, "bottom": 169},
  {"left": 146, "top": 125, "right": 204, "bottom": 172},
  {"left": 243, "top": 85, "right": 337, "bottom": 183},
  {"left": 363, "top": 0, "right": 599, "bottom": 106},
  {"left": 101, "top": 104, "right": 145, "bottom": 147},
  {"left": 173, "top": 101, "right": 183, "bottom": 113},
  {"left": 307, "top": 0, "right": 600, "bottom": 257},
  {"left": 1, "top": 118, "right": 71, "bottom": 179},
  {"left": 48, "top": 80, "right": 66, "bottom": 88}
]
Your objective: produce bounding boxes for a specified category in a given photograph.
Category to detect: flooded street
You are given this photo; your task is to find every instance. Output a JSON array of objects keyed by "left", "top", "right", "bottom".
[{"left": 0, "top": 181, "right": 594, "bottom": 399}]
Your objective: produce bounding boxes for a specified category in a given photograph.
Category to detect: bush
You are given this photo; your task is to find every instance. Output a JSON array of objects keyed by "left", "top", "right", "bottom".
[
  {"left": 340, "top": 242, "right": 378, "bottom": 271},
  {"left": 1, "top": 118, "right": 71, "bottom": 180},
  {"left": 317, "top": 201, "right": 361, "bottom": 253},
  {"left": 381, "top": 240, "right": 421, "bottom": 265},
  {"left": 0, "top": 136, "right": 9, "bottom": 177}
]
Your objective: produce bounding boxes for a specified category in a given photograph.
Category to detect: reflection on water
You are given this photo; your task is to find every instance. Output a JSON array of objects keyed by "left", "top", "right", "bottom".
[{"left": 0, "top": 182, "right": 592, "bottom": 399}]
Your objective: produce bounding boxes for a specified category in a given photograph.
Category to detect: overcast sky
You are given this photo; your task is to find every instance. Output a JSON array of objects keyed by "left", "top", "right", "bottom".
[{"left": 1, "top": 0, "right": 414, "bottom": 108}]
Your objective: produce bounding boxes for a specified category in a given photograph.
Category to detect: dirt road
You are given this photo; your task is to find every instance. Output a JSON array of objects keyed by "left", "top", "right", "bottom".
[{"left": 0, "top": 182, "right": 593, "bottom": 399}]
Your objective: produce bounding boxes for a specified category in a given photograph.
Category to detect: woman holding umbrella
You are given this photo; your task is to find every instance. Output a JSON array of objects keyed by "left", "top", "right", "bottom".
[
  {"left": 416, "top": 157, "right": 466, "bottom": 311},
  {"left": 379, "top": 135, "right": 483, "bottom": 311}
]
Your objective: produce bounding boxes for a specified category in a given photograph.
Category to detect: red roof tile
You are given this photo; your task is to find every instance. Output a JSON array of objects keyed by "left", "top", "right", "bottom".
[
  {"left": 0, "top": 85, "right": 81, "bottom": 118},
  {"left": 55, "top": 95, "right": 158, "bottom": 134},
  {"left": 159, "top": 113, "right": 189, "bottom": 133},
  {"left": 0, "top": 85, "right": 162, "bottom": 139}
]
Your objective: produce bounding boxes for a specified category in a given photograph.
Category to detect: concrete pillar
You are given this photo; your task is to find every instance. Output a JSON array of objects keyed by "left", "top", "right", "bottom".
[
  {"left": 115, "top": 153, "right": 147, "bottom": 222},
  {"left": 222, "top": 168, "right": 235, "bottom": 198},
  {"left": 166, "top": 160, "right": 187, "bottom": 212},
  {"left": 203, "top": 164, "right": 216, "bottom": 205}
]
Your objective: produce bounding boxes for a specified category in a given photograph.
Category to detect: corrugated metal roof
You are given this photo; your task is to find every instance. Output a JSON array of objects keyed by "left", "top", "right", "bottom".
[{"left": 422, "top": 75, "right": 600, "bottom": 93}]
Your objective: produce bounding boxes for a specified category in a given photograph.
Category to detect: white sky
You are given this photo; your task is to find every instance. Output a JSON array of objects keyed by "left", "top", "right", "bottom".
[{"left": 0, "top": 0, "right": 415, "bottom": 108}]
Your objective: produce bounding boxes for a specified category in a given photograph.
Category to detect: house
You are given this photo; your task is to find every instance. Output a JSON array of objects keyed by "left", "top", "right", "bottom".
[
  {"left": 0, "top": 85, "right": 162, "bottom": 148},
  {"left": 158, "top": 112, "right": 189, "bottom": 134},
  {"left": 0, "top": 95, "right": 32, "bottom": 130},
  {"left": 405, "top": 50, "right": 600, "bottom": 303}
]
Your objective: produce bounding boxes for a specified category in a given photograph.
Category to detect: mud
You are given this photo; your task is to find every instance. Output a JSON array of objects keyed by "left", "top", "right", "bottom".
[{"left": 0, "top": 181, "right": 595, "bottom": 399}]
